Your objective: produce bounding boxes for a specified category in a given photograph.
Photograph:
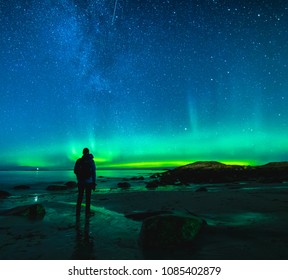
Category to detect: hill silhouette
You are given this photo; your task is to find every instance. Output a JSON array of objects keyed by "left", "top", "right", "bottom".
[{"left": 157, "top": 161, "right": 288, "bottom": 184}]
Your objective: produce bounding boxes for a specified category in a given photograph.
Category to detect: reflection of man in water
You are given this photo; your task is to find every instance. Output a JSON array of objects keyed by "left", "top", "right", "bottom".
[
  {"left": 74, "top": 148, "right": 96, "bottom": 217},
  {"left": 71, "top": 218, "right": 95, "bottom": 260}
]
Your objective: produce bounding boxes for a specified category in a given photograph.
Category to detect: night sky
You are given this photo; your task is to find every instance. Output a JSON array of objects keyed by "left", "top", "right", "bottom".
[{"left": 0, "top": 0, "right": 288, "bottom": 169}]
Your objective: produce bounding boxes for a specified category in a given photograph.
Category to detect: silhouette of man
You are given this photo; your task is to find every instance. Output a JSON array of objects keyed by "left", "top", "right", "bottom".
[{"left": 74, "top": 148, "right": 96, "bottom": 216}]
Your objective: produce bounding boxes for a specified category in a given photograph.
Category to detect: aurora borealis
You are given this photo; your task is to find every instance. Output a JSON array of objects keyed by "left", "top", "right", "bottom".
[{"left": 0, "top": 0, "right": 288, "bottom": 169}]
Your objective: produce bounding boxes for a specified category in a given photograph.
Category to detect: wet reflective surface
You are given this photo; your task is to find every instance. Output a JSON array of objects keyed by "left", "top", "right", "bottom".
[{"left": 1, "top": 172, "right": 288, "bottom": 259}]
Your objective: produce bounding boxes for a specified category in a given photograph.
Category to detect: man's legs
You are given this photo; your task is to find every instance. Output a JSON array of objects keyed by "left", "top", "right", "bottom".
[
  {"left": 85, "top": 183, "right": 92, "bottom": 216},
  {"left": 76, "top": 182, "right": 85, "bottom": 216}
]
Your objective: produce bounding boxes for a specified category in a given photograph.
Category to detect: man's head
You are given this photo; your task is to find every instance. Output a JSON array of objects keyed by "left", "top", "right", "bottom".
[{"left": 83, "top": 148, "right": 89, "bottom": 155}]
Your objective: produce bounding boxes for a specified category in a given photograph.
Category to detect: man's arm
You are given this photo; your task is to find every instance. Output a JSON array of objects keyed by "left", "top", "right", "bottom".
[
  {"left": 74, "top": 159, "right": 80, "bottom": 175},
  {"left": 92, "top": 160, "right": 96, "bottom": 189}
]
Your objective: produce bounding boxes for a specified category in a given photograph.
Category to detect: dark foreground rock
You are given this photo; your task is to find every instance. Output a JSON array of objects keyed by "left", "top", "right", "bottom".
[
  {"left": 130, "top": 176, "right": 145, "bottom": 181},
  {"left": 117, "top": 182, "right": 131, "bottom": 189},
  {"left": 46, "top": 185, "right": 68, "bottom": 191},
  {"left": 157, "top": 161, "right": 288, "bottom": 184},
  {"left": 145, "top": 180, "right": 159, "bottom": 190},
  {"left": 125, "top": 210, "right": 173, "bottom": 221},
  {"left": 13, "top": 185, "right": 31, "bottom": 190},
  {"left": 195, "top": 186, "right": 208, "bottom": 192},
  {"left": 0, "top": 190, "right": 11, "bottom": 198},
  {"left": 65, "top": 181, "right": 77, "bottom": 188},
  {"left": 0, "top": 204, "right": 46, "bottom": 220},
  {"left": 139, "top": 213, "right": 205, "bottom": 249}
]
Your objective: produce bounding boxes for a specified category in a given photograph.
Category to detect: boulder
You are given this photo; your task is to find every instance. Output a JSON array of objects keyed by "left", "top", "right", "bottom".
[
  {"left": 130, "top": 176, "right": 145, "bottom": 181},
  {"left": 145, "top": 180, "right": 159, "bottom": 190},
  {"left": 195, "top": 187, "right": 208, "bottom": 192},
  {"left": 0, "top": 190, "right": 11, "bottom": 198},
  {"left": 125, "top": 210, "right": 173, "bottom": 221},
  {"left": 0, "top": 204, "right": 46, "bottom": 220},
  {"left": 65, "top": 181, "right": 77, "bottom": 188},
  {"left": 13, "top": 185, "right": 31, "bottom": 190},
  {"left": 139, "top": 213, "right": 205, "bottom": 249},
  {"left": 150, "top": 173, "right": 163, "bottom": 179},
  {"left": 257, "top": 177, "right": 283, "bottom": 184},
  {"left": 46, "top": 185, "right": 68, "bottom": 191},
  {"left": 117, "top": 182, "right": 131, "bottom": 189}
]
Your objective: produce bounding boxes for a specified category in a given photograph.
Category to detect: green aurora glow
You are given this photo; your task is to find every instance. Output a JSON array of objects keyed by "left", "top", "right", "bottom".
[
  {"left": 4, "top": 129, "right": 287, "bottom": 169},
  {"left": 1, "top": 1, "right": 287, "bottom": 170}
]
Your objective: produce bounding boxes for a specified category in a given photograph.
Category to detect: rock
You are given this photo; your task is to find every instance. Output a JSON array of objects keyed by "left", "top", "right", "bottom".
[
  {"left": 156, "top": 161, "right": 288, "bottom": 185},
  {"left": 181, "top": 161, "right": 228, "bottom": 169},
  {"left": 46, "top": 185, "right": 68, "bottom": 191},
  {"left": 65, "top": 181, "right": 77, "bottom": 188},
  {"left": 139, "top": 213, "right": 205, "bottom": 249},
  {"left": 159, "top": 161, "right": 247, "bottom": 184},
  {"left": 150, "top": 173, "right": 162, "bottom": 179},
  {"left": 145, "top": 180, "right": 159, "bottom": 190},
  {"left": 257, "top": 177, "right": 283, "bottom": 184},
  {"left": 130, "top": 176, "right": 145, "bottom": 181},
  {"left": 0, "top": 204, "right": 46, "bottom": 220},
  {"left": 99, "top": 197, "right": 109, "bottom": 201},
  {"left": 260, "top": 162, "right": 288, "bottom": 168},
  {"left": 13, "top": 185, "right": 31, "bottom": 190},
  {"left": 195, "top": 187, "right": 208, "bottom": 192},
  {"left": 117, "top": 182, "right": 131, "bottom": 189},
  {"left": 125, "top": 210, "right": 173, "bottom": 221},
  {"left": 159, "top": 173, "right": 179, "bottom": 185},
  {"left": 0, "top": 190, "right": 11, "bottom": 198}
]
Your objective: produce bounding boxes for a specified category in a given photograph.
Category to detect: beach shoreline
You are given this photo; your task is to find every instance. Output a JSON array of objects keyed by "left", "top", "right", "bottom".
[{"left": 1, "top": 174, "right": 288, "bottom": 259}]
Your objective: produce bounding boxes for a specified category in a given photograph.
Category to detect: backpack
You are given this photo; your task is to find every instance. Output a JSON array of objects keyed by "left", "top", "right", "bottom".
[{"left": 75, "top": 158, "right": 93, "bottom": 180}]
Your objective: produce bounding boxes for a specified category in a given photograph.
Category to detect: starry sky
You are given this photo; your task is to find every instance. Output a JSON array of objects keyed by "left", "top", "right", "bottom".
[{"left": 0, "top": 0, "right": 288, "bottom": 169}]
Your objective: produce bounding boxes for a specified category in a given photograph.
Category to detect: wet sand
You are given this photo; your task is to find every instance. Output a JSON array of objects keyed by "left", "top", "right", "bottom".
[{"left": 1, "top": 180, "right": 288, "bottom": 260}]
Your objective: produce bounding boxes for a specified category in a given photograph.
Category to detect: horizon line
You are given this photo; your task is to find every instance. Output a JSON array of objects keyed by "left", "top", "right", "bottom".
[{"left": 0, "top": 159, "right": 285, "bottom": 171}]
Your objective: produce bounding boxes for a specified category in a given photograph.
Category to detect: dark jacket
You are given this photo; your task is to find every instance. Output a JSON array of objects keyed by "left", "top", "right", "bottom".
[{"left": 74, "top": 153, "right": 96, "bottom": 184}]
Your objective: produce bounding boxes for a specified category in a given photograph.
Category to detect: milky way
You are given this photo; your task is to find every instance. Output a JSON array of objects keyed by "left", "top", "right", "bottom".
[{"left": 0, "top": 0, "right": 287, "bottom": 169}]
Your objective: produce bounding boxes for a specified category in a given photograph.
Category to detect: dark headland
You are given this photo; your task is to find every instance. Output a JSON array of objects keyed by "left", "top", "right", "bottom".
[{"left": 151, "top": 161, "right": 288, "bottom": 186}]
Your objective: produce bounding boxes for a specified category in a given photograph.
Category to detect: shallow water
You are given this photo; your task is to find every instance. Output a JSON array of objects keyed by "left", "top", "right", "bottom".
[
  {"left": 0, "top": 169, "right": 159, "bottom": 184},
  {"left": 0, "top": 169, "right": 162, "bottom": 191},
  {"left": 0, "top": 199, "right": 142, "bottom": 259},
  {"left": 2, "top": 170, "right": 288, "bottom": 259}
]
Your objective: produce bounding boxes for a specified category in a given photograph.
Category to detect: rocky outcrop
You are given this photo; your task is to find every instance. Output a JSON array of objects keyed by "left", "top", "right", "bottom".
[
  {"left": 139, "top": 212, "right": 205, "bottom": 249},
  {"left": 156, "top": 161, "right": 288, "bottom": 185},
  {"left": 13, "top": 185, "right": 31, "bottom": 190},
  {"left": 65, "top": 181, "right": 77, "bottom": 188},
  {"left": 0, "top": 190, "right": 11, "bottom": 198},
  {"left": 195, "top": 186, "right": 208, "bottom": 192},
  {"left": 125, "top": 210, "right": 173, "bottom": 221},
  {"left": 0, "top": 204, "right": 46, "bottom": 220},
  {"left": 122, "top": 176, "right": 145, "bottom": 181},
  {"left": 145, "top": 180, "right": 159, "bottom": 190},
  {"left": 46, "top": 185, "right": 68, "bottom": 191},
  {"left": 117, "top": 182, "right": 131, "bottom": 189},
  {"left": 130, "top": 176, "right": 145, "bottom": 181}
]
